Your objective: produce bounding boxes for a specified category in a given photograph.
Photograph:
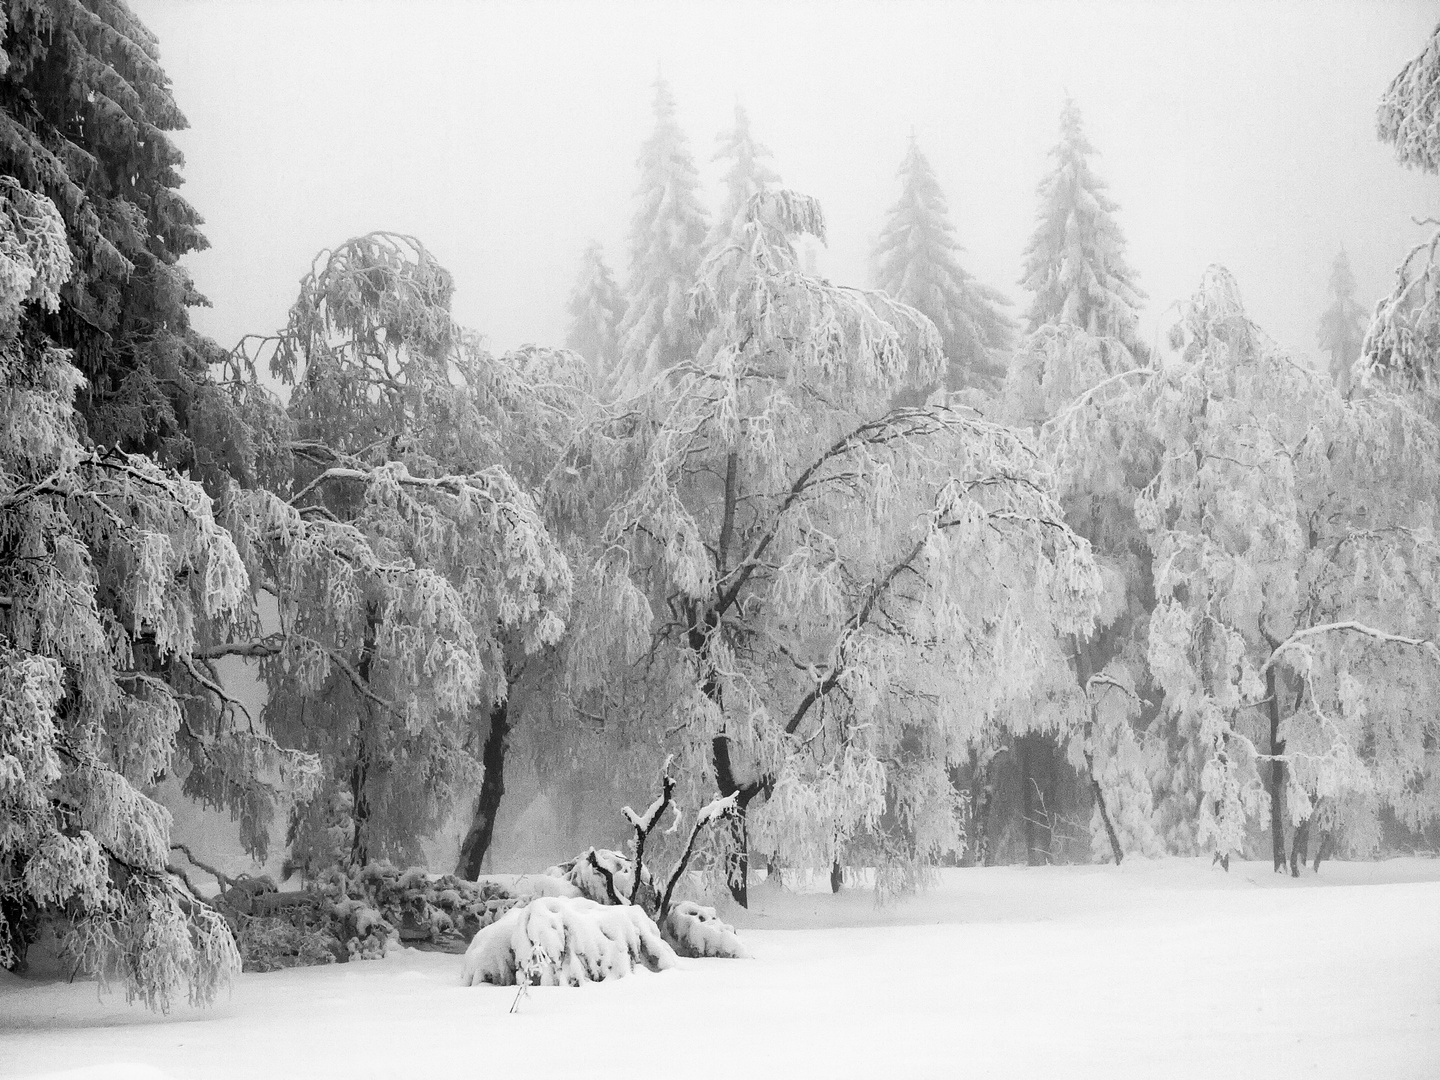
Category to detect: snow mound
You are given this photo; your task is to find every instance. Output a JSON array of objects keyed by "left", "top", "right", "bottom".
[
  {"left": 459, "top": 895, "right": 678, "bottom": 987},
  {"left": 662, "top": 901, "right": 750, "bottom": 958}
]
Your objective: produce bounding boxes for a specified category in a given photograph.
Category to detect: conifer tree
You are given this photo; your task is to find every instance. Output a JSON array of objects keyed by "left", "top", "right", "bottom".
[
  {"left": 616, "top": 78, "right": 709, "bottom": 384},
  {"left": 1020, "top": 98, "right": 1146, "bottom": 351},
  {"left": 0, "top": 179, "right": 260, "bottom": 1006},
  {"left": 0, "top": 0, "right": 249, "bottom": 492},
  {"left": 874, "top": 137, "right": 1015, "bottom": 391},
  {"left": 1318, "top": 248, "right": 1366, "bottom": 394},
  {"left": 565, "top": 243, "right": 626, "bottom": 376},
  {"left": 707, "top": 103, "right": 782, "bottom": 257}
]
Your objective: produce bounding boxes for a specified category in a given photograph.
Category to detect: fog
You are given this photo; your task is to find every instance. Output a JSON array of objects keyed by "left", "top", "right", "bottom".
[{"left": 132, "top": 0, "right": 1439, "bottom": 365}]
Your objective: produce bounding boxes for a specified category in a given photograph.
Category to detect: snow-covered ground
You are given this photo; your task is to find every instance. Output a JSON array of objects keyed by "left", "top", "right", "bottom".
[{"left": 2, "top": 858, "right": 1437, "bottom": 1080}]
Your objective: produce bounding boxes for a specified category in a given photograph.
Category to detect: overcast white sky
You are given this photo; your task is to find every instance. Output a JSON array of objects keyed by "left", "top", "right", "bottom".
[{"left": 132, "top": 0, "right": 1440, "bottom": 364}]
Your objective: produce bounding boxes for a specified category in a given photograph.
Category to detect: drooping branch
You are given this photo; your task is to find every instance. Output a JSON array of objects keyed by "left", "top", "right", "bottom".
[{"left": 1262, "top": 620, "right": 1440, "bottom": 674}]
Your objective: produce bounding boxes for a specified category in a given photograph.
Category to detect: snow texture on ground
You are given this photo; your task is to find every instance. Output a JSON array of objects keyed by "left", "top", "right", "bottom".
[{"left": 2, "top": 857, "right": 1437, "bottom": 1079}]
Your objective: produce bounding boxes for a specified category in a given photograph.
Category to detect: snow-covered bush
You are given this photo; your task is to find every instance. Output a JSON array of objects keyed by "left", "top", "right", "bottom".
[
  {"left": 661, "top": 901, "right": 749, "bottom": 959},
  {"left": 460, "top": 896, "right": 677, "bottom": 986},
  {"left": 546, "top": 848, "right": 654, "bottom": 907}
]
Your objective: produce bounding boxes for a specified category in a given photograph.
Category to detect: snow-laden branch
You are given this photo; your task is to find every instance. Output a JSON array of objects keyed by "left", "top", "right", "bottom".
[
  {"left": 658, "top": 792, "right": 739, "bottom": 922},
  {"left": 1262, "top": 620, "right": 1440, "bottom": 673}
]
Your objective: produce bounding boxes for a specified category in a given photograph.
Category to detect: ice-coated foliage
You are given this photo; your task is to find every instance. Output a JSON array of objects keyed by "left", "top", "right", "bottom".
[
  {"left": 0, "top": 0, "right": 251, "bottom": 492},
  {"left": 616, "top": 78, "right": 710, "bottom": 385},
  {"left": 1020, "top": 97, "right": 1146, "bottom": 350},
  {"left": 598, "top": 186, "right": 1101, "bottom": 896},
  {"left": 873, "top": 137, "right": 1015, "bottom": 391},
  {"left": 1376, "top": 20, "right": 1440, "bottom": 174},
  {"left": 565, "top": 242, "right": 627, "bottom": 377},
  {"left": 707, "top": 103, "right": 784, "bottom": 267},
  {"left": 1042, "top": 266, "right": 1440, "bottom": 863},
  {"left": 459, "top": 895, "right": 678, "bottom": 986},
  {"left": 219, "top": 233, "right": 572, "bottom": 870},
  {"left": 0, "top": 182, "right": 247, "bottom": 1005}
]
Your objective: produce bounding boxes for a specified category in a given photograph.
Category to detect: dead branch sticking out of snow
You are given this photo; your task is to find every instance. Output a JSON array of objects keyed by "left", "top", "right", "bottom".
[{"left": 460, "top": 896, "right": 678, "bottom": 986}]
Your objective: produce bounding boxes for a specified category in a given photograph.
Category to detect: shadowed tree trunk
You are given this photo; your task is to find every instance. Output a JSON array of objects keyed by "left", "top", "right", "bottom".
[
  {"left": 350, "top": 605, "right": 380, "bottom": 867},
  {"left": 456, "top": 699, "right": 510, "bottom": 880},
  {"left": 1266, "top": 666, "right": 1287, "bottom": 873},
  {"left": 1290, "top": 814, "right": 1310, "bottom": 877}
]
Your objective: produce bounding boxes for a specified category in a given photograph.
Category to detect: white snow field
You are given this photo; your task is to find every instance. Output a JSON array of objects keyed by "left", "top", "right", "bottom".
[{"left": 2, "top": 858, "right": 1437, "bottom": 1080}]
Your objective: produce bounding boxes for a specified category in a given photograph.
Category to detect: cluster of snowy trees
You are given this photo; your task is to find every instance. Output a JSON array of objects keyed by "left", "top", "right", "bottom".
[{"left": 3, "top": 2, "right": 1440, "bottom": 1010}]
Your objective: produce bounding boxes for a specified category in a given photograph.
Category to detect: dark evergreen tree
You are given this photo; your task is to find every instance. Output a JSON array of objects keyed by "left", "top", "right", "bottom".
[
  {"left": 565, "top": 241, "right": 626, "bottom": 375},
  {"left": 0, "top": 0, "right": 256, "bottom": 492},
  {"left": 1020, "top": 98, "right": 1145, "bottom": 351},
  {"left": 873, "top": 137, "right": 1014, "bottom": 392},
  {"left": 616, "top": 78, "right": 709, "bottom": 384},
  {"left": 1317, "top": 248, "right": 1366, "bottom": 395}
]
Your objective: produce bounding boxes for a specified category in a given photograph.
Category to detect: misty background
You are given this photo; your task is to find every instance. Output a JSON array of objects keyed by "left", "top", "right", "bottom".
[{"left": 131, "top": 0, "right": 1440, "bottom": 366}]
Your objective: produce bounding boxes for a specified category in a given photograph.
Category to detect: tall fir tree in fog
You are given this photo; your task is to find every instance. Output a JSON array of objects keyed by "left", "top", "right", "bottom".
[
  {"left": 1021, "top": 98, "right": 1145, "bottom": 349},
  {"left": 616, "top": 78, "right": 710, "bottom": 383},
  {"left": 566, "top": 242, "right": 627, "bottom": 375},
  {"left": 873, "top": 137, "right": 1014, "bottom": 391},
  {"left": 1317, "top": 248, "right": 1366, "bottom": 394},
  {"left": 707, "top": 103, "right": 783, "bottom": 256}
]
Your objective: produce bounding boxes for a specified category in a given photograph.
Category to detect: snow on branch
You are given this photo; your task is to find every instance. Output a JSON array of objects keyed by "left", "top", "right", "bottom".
[
  {"left": 1263, "top": 620, "right": 1440, "bottom": 674},
  {"left": 1376, "top": 22, "right": 1440, "bottom": 174}
]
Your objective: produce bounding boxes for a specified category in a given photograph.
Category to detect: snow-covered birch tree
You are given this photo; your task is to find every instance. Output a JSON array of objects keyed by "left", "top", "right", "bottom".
[
  {"left": 1020, "top": 98, "right": 1146, "bottom": 352},
  {"left": 1048, "top": 267, "right": 1440, "bottom": 870},
  {"left": 874, "top": 136, "right": 1015, "bottom": 393},
  {"left": 616, "top": 78, "right": 710, "bottom": 385},
  {"left": 219, "top": 234, "right": 572, "bottom": 874},
  {"left": 599, "top": 188, "right": 1101, "bottom": 903}
]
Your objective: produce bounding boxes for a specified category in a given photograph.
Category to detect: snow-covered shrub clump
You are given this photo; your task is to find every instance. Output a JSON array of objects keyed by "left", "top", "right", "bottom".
[
  {"left": 460, "top": 896, "right": 677, "bottom": 987},
  {"left": 661, "top": 901, "right": 749, "bottom": 959},
  {"left": 546, "top": 848, "right": 654, "bottom": 908}
]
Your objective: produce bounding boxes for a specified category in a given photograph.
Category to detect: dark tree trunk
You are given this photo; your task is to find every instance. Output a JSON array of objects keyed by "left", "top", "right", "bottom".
[
  {"left": 970, "top": 749, "right": 998, "bottom": 867},
  {"left": 456, "top": 698, "right": 511, "bottom": 880},
  {"left": 1313, "top": 829, "right": 1334, "bottom": 873},
  {"left": 1266, "top": 665, "right": 1287, "bottom": 873},
  {"left": 350, "top": 605, "right": 380, "bottom": 867},
  {"left": 1289, "top": 813, "right": 1310, "bottom": 878},
  {"left": 1085, "top": 750, "right": 1125, "bottom": 865},
  {"left": 349, "top": 747, "right": 370, "bottom": 867},
  {"left": 830, "top": 859, "right": 843, "bottom": 893}
]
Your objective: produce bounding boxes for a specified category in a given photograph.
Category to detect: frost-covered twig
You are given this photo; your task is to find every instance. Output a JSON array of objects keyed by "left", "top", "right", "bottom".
[{"left": 622, "top": 758, "right": 676, "bottom": 906}]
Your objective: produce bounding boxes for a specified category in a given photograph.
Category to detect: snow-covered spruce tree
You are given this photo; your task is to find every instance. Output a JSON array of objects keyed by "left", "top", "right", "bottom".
[
  {"left": 599, "top": 188, "right": 1101, "bottom": 903},
  {"left": 217, "top": 234, "right": 572, "bottom": 875},
  {"left": 1052, "top": 267, "right": 1440, "bottom": 870},
  {"left": 1318, "top": 248, "right": 1367, "bottom": 395},
  {"left": 874, "top": 136, "right": 1015, "bottom": 393},
  {"left": 1020, "top": 98, "right": 1146, "bottom": 352},
  {"left": 0, "top": 0, "right": 253, "bottom": 494},
  {"left": 615, "top": 78, "right": 710, "bottom": 386},
  {"left": 0, "top": 182, "right": 255, "bottom": 1007},
  {"left": 706, "top": 103, "right": 783, "bottom": 265},
  {"left": 565, "top": 243, "right": 627, "bottom": 378}
]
